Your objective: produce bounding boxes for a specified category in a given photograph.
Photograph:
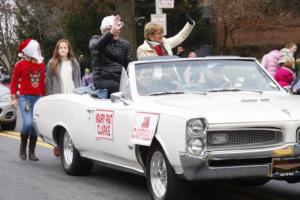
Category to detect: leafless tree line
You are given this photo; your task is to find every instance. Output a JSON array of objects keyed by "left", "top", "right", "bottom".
[{"left": 0, "top": 0, "right": 17, "bottom": 71}]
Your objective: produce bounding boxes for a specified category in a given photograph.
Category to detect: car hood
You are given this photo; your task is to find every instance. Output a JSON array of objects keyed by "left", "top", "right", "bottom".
[{"left": 150, "top": 92, "right": 300, "bottom": 124}]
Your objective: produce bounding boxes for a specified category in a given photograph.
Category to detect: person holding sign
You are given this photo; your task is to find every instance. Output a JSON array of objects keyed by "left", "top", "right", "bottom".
[{"left": 137, "top": 13, "right": 195, "bottom": 60}]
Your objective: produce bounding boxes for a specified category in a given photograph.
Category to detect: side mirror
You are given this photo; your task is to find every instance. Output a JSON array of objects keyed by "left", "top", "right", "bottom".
[
  {"left": 111, "top": 92, "right": 122, "bottom": 103},
  {"left": 111, "top": 92, "right": 130, "bottom": 105}
]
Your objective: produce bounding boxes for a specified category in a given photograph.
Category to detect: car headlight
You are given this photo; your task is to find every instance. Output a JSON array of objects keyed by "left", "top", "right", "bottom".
[
  {"left": 0, "top": 94, "right": 11, "bottom": 102},
  {"left": 187, "top": 118, "right": 206, "bottom": 136},
  {"left": 187, "top": 138, "right": 205, "bottom": 155}
]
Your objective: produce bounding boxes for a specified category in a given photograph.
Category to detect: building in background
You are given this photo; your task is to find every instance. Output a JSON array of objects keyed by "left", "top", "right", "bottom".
[{"left": 209, "top": 0, "right": 300, "bottom": 56}]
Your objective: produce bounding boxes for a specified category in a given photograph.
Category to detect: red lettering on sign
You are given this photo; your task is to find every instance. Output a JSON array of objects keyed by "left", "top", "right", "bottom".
[
  {"left": 95, "top": 111, "right": 113, "bottom": 139},
  {"left": 96, "top": 113, "right": 105, "bottom": 123},
  {"left": 98, "top": 125, "right": 111, "bottom": 136},
  {"left": 96, "top": 113, "right": 101, "bottom": 123},
  {"left": 97, "top": 124, "right": 101, "bottom": 135},
  {"left": 133, "top": 128, "right": 152, "bottom": 141},
  {"left": 105, "top": 114, "right": 113, "bottom": 124},
  {"left": 141, "top": 116, "right": 150, "bottom": 128}
]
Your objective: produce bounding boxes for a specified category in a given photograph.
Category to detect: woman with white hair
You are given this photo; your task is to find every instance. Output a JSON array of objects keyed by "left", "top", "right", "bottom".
[{"left": 89, "top": 15, "right": 133, "bottom": 97}]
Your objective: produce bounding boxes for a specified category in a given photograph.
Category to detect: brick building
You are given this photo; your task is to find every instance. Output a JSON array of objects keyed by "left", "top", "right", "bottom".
[{"left": 201, "top": 0, "right": 300, "bottom": 56}]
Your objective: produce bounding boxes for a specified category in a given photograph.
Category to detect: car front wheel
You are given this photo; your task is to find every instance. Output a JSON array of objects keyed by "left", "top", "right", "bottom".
[
  {"left": 60, "top": 130, "right": 93, "bottom": 175},
  {"left": 146, "top": 145, "right": 190, "bottom": 200}
]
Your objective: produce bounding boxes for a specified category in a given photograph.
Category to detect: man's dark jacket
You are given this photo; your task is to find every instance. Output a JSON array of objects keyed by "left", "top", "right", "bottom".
[{"left": 89, "top": 32, "right": 133, "bottom": 83}]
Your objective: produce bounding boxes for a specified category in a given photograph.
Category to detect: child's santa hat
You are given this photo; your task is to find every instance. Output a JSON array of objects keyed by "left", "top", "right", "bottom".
[{"left": 18, "top": 38, "right": 43, "bottom": 63}]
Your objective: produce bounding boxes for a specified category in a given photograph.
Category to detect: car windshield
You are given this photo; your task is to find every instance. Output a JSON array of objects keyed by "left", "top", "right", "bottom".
[{"left": 134, "top": 60, "right": 280, "bottom": 96}]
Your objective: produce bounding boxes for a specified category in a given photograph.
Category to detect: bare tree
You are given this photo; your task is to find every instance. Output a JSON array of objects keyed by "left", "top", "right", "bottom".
[
  {"left": 15, "top": 0, "right": 117, "bottom": 60},
  {"left": 0, "top": 0, "right": 18, "bottom": 71},
  {"left": 15, "top": 0, "right": 64, "bottom": 59}
]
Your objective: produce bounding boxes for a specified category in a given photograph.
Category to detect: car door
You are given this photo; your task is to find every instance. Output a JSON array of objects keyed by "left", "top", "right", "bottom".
[
  {"left": 83, "top": 67, "right": 150, "bottom": 171},
  {"left": 83, "top": 99, "right": 139, "bottom": 170}
]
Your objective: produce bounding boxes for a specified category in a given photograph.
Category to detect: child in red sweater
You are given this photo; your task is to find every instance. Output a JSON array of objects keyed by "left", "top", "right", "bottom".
[{"left": 11, "top": 38, "right": 45, "bottom": 161}]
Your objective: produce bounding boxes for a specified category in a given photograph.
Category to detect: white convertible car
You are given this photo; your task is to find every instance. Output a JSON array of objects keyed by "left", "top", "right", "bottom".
[{"left": 33, "top": 57, "right": 300, "bottom": 200}]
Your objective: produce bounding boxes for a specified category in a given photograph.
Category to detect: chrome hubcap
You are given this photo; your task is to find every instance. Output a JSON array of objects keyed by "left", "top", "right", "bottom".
[
  {"left": 63, "top": 132, "right": 73, "bottom": 167},
  {"left": 150, "top": 151, "right": 167, "bottom": 198}
]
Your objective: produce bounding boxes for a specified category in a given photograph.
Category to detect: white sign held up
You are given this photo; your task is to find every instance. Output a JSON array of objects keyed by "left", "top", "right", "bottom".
[{"left": 158, "top": 0, "right": 174, "bottom": 8}]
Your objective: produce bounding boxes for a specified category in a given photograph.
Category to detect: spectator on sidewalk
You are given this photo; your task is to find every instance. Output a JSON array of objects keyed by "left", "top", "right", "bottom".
[
  {"left": 176, "top": 46, "right": 185, "bottom": 57},
  {"left": 89, "top": 15, "right": 133, "bottom": 97},
  {"left": 137, "top": 13, "right": 195, "bottom": 60},
  {"left": 274, "top": 60, "right": 295, "bottom": 88},
  {"left": 261, "top": 50, "right": 281, "bottom": 77},
  {"left": 11, "top": 38, "right": 46, "bottom": 161},
  {"left": 82, "top": 68, "right": 93, "bottom": 86},
  {"left": 279, "top": 42, "right": 297, "bottom": 69},
  {"left": 78, "top": 54, "right": 88, "bottom": 78},
  {"left": 188, "top": 50, "right": 197, "bottom": 58}
]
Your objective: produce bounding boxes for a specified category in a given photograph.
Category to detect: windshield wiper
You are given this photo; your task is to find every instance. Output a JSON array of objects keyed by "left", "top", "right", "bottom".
[
  {"left": 207, "top": 88, "right": 263, "bottom": 94},
  {"left": 148, "top": 91, "right": 186, "bottom": 96}
]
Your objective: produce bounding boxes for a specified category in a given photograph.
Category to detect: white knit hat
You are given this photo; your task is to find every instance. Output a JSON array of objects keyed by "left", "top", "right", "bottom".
[
  {"left": 100, "top": 15, "right": 115, "bottom": 33},
  {"left": 18, "top": 38, "right": 43, "bottom": 63}
]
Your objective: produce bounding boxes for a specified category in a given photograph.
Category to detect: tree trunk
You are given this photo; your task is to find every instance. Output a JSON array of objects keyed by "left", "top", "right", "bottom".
[
  {"left": 222, "top": 22, "right": 228, "bottom": 54},
  {"left": 115, "top": 0, "right": 136, "bottom": 59}
]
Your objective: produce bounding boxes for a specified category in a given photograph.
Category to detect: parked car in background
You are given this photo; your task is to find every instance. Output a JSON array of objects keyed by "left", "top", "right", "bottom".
[
  {"left": 0, "top": 83, "right": 16, "bottom": 130},
  {"left": 0, "top": 75, "right": 11, "bottom": 88},
  {"left": 33, "top": 56, "right": 300, "bottom": 200}
]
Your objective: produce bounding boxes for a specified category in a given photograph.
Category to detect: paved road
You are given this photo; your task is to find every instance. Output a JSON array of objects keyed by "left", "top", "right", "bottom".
[
  {"left": 0, "top": 132, "right": 149, "bottom": 200},
  {"left": 1, "top": 131, "right": 300, "bottom": 200}
]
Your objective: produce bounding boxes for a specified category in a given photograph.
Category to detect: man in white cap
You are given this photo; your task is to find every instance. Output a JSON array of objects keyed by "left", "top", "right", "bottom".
[
  {"left": 89, "top": 15, "right": 133, "bottom": 97},
  {"left": 10, "top": 38, "right": 46, "bottom": 161}
]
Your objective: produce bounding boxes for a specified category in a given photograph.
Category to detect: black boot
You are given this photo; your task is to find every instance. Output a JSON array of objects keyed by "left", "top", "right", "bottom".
[
  {"left": 29, "top": 135, "right": 39, "bottom": 161},
  {"left": 19, "top": 134, "right": 28, "bottom": 160}
]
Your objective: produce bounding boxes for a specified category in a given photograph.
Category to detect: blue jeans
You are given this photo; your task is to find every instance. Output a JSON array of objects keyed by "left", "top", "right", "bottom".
[{"left": 18, "top": 95, "right": 41, "bottom": 136}]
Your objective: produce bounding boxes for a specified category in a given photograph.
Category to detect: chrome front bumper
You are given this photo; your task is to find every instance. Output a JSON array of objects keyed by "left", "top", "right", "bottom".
[{"left": 179, "top": 143, "right": 300, "bottom": 181}]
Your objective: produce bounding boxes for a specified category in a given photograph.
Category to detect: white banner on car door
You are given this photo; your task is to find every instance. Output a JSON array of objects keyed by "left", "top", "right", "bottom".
[
  {"left": 131, "top": 112, "right": 159, "bottom": 146},
  {"left": 95, "top": 110, "right": 114, "bottom": 140}
]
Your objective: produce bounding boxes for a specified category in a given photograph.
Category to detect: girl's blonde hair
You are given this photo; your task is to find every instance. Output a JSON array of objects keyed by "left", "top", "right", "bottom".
[
  {"left": 144, "top": 22, "right": 164, "bottom": 40},
  {"left": 50, "top": 39, "right": 75, "bottom": 76}
]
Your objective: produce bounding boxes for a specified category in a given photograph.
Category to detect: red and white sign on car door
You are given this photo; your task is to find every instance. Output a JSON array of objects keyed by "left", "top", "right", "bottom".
[
  {"left": 95, "top": 110, "right": 114, "bottom": 140},
  {"left": 131, "top": 112, "right": 159, "bottom": 146}
]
